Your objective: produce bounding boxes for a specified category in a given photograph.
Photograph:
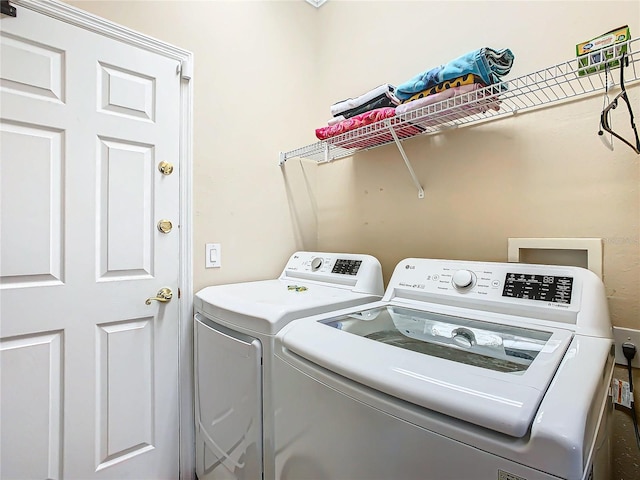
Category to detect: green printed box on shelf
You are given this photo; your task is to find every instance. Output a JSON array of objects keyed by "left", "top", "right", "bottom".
[{"left": 576, "top": 25, "right": 631, "bottom": 76}]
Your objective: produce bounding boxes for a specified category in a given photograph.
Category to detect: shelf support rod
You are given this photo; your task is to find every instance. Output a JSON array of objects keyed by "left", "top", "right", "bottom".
[{"left": 387, "top": 123, "right": 424, "bottom": 199}]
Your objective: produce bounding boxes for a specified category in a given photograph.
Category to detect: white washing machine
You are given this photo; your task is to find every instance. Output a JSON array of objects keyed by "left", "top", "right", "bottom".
[
  {"left": 273, "top": 258, "right": 614, "bottom": 480},
  {"left": 193, "top": 251, "right": 383, "bottom": 480}
]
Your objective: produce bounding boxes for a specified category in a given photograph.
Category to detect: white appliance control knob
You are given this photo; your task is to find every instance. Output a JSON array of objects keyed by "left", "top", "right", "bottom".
[
  {"left": 311, "top": 257, "right": 323, "bottom": 271},
  {"left": 452, "top": 270, "right": 475, "bottom": 290}
]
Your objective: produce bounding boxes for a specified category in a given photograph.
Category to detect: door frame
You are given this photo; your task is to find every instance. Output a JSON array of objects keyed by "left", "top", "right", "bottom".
[{"left": 8, "top": 1, "right": 195, "bottom": 478}]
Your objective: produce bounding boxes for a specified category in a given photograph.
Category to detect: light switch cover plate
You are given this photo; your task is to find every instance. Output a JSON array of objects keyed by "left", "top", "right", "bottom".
[{"left": 205, "top": 243, "right": 221, "bottom": 268}]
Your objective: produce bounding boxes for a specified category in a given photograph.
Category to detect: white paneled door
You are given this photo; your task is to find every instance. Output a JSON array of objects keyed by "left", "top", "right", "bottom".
[{"left": 1, "top": 4, "right": 186, "bottom": 479}]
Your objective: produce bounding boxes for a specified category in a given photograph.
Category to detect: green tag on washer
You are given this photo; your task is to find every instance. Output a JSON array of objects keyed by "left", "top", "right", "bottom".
[{"left": 287, "top": 285, "right": 308, "bottom": 292}]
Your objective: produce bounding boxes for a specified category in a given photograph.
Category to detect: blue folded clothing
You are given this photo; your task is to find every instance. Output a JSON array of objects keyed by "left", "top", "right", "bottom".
[{"left": 396, "top": 47, "right": 515, "bottom": 101}]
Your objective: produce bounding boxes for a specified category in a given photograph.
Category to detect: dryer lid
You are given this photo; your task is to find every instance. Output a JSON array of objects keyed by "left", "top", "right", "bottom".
[
  {"left": 279, "top": 304, "right": 573, "bottom": 437},
  {"left": 195, "top": 280, "right": 380, "bottom": 335}
]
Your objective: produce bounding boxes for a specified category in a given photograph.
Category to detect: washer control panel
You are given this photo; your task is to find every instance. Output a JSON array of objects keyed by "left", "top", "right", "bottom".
[{"left": 383, "top": 258, "right": 596, "bottom": 324}]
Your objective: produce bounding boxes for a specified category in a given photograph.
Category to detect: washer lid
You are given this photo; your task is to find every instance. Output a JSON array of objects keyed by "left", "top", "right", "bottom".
[
  {"left": 279, "top": 304, "right": 573, "bottom": 437},
  {"left": 194, "top": 279, "right": 380, "bottom": 335}
]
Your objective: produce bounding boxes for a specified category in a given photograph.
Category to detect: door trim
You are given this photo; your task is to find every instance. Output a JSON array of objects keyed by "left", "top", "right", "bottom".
[{"left": 8, "top": 1, "right": 195, "bottom": 478}]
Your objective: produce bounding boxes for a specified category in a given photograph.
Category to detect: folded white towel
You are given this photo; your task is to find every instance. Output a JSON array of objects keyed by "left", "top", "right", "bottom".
[{"left": 330, "top": 84, "right": 399, "bottom": 117}]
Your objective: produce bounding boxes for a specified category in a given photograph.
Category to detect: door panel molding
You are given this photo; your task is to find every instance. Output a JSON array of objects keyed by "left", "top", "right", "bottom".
[
  {"left": 0, "top": 330, "right": 63, "bottom": 480},
  {"left": 0, "top": 31, "right": 65, "bottom": 102},
  {"left": 96, "top": 318, "right": 155, "bottom": 470},
  {"left": 97, "top": 136, "right": 155, "bottom": 280},
  {"left": 98, "top": 62, "right": 156, "bottom": 121},
  {"left": 0, "top": 120, "right": 65, "bottom": 288}
]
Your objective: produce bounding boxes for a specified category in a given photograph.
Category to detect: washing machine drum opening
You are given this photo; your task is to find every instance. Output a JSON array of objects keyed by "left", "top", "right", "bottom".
[
  {"left": 282, "top": 305, "right": 574, "bottom": 437},
  {"left": 327, "top": 306, "right": 553, "bottom": 372}
]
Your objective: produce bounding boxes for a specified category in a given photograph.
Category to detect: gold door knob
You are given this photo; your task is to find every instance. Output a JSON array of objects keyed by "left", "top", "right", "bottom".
[
  {"left": 145, "top": 287, "right": 173, "bottom": 305},
  {"left": 157, "top": 219, "right": 173, "bottom": 234},
  {"left": 158, "top": 161, "right": 174, "bottom": 175}
]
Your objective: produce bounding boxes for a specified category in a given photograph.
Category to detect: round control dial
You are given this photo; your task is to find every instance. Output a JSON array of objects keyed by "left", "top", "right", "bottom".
[
  {"left": 310, "top": 257, "right": 323, "bottom": 271},
  {"left": 451, "top": 269, "right": 476, "bottom": 291}
]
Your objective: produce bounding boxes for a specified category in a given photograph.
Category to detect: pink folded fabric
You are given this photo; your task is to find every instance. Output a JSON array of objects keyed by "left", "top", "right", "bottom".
[
  {"left": 315, "top": 107, "right": 397, "bottom": 140},
  {"left": 395, "top": 83, "right": 498, "bottom": 115}
]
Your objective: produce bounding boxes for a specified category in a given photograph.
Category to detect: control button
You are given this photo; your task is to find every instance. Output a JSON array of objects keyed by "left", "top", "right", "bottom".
[
  {"left": 491, "top": 280, "right": 501, "bottom": 288},
  {"left": 311, "top": 257, "right": 323, "bottom": 271},
  {"left": 452, "top": 270, "right": 475, "bottom": 291}
]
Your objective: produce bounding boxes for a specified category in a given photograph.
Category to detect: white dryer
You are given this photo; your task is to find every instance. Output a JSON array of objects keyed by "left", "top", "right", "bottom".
[
  {"left": 273, "top": 258, "right": 614, "bottom": 480},
  {"left": 193, "top": 251, "right": 383, "bottom": 480}
]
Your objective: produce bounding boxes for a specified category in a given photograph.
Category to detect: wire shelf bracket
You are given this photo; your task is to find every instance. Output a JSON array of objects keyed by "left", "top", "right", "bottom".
[
  {"left": 279, "top": 37, "right": 640, "bottom": 198},
  {"left": 386, "top": 119, "right": 424, "bottom": 199}
]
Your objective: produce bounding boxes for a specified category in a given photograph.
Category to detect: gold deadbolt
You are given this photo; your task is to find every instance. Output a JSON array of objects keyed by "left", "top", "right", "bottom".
[
  {"left": 145, "top": 287, "right": 173, "bottom": 305},
  {"left": 158, "top": 161, "right": 174, "bottom": 175},
  {"left": 157, "top": 219, "right": 173, "bottom": 234}
]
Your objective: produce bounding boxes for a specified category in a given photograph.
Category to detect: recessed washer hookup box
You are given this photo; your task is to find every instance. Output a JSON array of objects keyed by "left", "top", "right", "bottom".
[{"left": 576, "top": 25, "right": 631, "bottom": 76}]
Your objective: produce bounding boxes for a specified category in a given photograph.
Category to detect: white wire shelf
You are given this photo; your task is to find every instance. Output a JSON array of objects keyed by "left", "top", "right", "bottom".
[{"left": 279, "top": 37, "right": 640, "bottom": 172}]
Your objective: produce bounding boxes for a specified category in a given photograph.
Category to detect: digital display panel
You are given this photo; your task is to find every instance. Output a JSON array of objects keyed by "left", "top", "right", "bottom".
[
  {"left": 502, "top": 273, "right": 573, "bottom": 304},
  {"left": 332, "top": 259, "right": 362, "bottom": 276}
]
